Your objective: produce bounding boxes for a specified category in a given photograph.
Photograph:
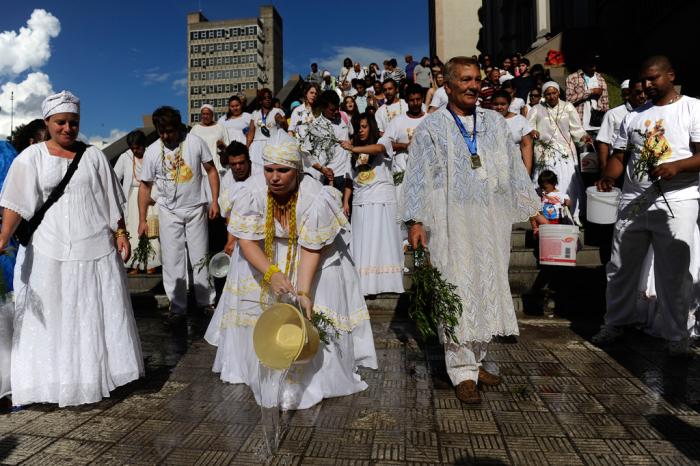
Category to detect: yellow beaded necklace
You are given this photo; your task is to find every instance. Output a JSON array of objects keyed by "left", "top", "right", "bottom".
[{"left": 260, "top": 189, "right": 299, "bottom": 304}]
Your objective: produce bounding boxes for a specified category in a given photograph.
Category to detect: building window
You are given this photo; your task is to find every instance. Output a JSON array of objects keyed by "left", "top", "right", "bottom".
[
  {"left": 224, "top": 56, "right": 230, "bottom": 65},
  {"left": 206, "top": 30, "right": 213, "bottom": 39},
  {"left": 191, "top": 45, "right": 198, "bottom": 53},
  {"left": 216, "top": 71, "right": 223, "bottom": 79},
  {"left": 190, "top": 31, "right": 197, "bottom": 40},
  {"left": 233, "top": 56, "right": 239, "bottom": 64},
  {"left": 216, "top": 43, "right": 222, "bottom": 52},
  {"left": 216, "top": 29, "right": 223, "bottom": 38},
  {"left": 194, "top": 114, "right": 200, "bottom": 122},
  {"left": 208, "top": 44, "right": 215, "bottom": 52},
  {"left": 233, "top": 70, "right": 239, "bottom": 78},
  {"left": 225, "top": 84, "right": 231, "bottom": 92},
  {"left": 216, "top": 57, "right": 223, "bottom": 65},
  {"left": 247, "top": 26, "right": 256, "bottom": 35},
  {"left": 224, "top": 70, "right": 231, "bottom": 79},
  {"left": 223, "top": 43, "right": 230, "bottom": 51},
  {"left": 208, "top": 71, "right": 215, "bottom": 80}
]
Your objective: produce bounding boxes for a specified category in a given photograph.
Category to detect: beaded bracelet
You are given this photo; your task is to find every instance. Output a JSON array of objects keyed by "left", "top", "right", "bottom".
[
  {"left": 114, "top": 229, "right": 130, "bottom": 240},
  {"left": 296, "top": 290, "right": 312, "bottom": 299},
  {"left": 263, "top": 264, "right": 281, "bottom": 283}
]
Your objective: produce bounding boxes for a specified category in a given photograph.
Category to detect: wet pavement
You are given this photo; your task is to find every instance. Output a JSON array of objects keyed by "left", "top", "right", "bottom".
[{"left": 1, "top": 301, "right": 699, "bottom": 465}]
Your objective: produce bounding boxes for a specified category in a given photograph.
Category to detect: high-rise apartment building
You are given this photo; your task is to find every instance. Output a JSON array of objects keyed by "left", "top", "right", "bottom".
[{"left": 186, "top": 5, "right": 283, "bottom": 124}]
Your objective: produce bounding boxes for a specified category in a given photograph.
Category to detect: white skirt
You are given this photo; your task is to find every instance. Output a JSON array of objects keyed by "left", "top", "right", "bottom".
[
  {"left": 351, "top": 202, "right": 405, "bottom": 295},
  {"left": 11, "top": 246, "right": 144, "bottom": 407},
  {"left": 205, "top": 234, "right": 377, "bottom": 410},
  {"left": 126, "top": 186, "right": 161, "bottom": 269},
  {"left": 0, "top": 297, "right": 12, "bottom": 399}
]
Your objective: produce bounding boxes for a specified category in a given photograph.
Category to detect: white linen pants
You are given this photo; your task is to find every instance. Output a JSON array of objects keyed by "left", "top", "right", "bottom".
[
  {"left": 605, "top": 199, "right": 699, "bottom": 341},
  {"left": 159, "top": 205, "right": 214, "bottom": 314},
  {"left": 445, "top": 341, "right": 488, "bottom": 385}
]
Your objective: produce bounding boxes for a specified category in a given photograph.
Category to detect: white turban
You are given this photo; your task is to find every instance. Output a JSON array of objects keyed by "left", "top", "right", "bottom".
[
  {"left": 542, "top": 81, "right": 560, "bottom": 92},
  {"left": 200, "top": 104, "right": 215, "bottom": 113},
  {"left": 42, "top": 90, "right": 80, "bottom": 119},
  {"left": 262, "top": 132, "right": 302, "bottom": 169},
  {"left": 621, "top": 79, "right": 630, "bottom": 90}
]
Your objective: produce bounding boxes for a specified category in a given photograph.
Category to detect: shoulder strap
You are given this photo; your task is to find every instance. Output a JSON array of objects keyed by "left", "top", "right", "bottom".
[{"left": 27, "top": 142, "right": 89, "bottom": 233}]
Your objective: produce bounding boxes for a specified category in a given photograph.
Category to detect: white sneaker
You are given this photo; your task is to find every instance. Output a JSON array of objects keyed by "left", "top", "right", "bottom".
[
  {"left": 668, "top": 339, "right": 693, "bottom": 358},
  {"left": 591, "top": 326, "right": 622, "bottom": 346}
]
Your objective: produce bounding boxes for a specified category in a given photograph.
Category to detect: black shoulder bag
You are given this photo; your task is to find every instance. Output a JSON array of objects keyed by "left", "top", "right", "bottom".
[{"left": 15, "top": 142, "right": 89, "bottom": 246}]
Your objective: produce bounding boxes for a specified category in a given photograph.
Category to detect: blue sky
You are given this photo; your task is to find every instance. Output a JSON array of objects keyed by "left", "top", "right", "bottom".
[{"left": 1, "top": 1, "right": 429, "bottom": 144}]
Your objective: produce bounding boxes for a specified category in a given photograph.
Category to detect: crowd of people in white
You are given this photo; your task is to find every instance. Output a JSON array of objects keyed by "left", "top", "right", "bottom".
[{"left": 0, "top": 50, "right": 698, "bottom": 409}]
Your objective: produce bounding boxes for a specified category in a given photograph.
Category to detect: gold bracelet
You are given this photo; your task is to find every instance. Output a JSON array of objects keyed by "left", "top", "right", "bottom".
[
  {"left": 263, "top": 264, "right": 281, "bottom": 283},
  {"left": 114, "top": 229, "right": 130, "bottom": 240},
  {"left": 297, "top": 290, "right": 312, "bottom": 299}
]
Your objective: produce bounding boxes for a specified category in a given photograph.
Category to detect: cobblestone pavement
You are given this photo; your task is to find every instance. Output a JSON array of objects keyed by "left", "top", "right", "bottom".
[{"left": 1, "top": 306, "right": 699, "bottom": 465}]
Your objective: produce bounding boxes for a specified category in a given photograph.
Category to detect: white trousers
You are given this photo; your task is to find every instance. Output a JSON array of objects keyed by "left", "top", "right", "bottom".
[
  {"left": 444, "top": 341, "right": 488, "bottom": 385},
  {"left": 159, "top": 205, "right": 214, "bottom": 314},
  {"left": 606, "top": 199, "right": 699, "bottom": 341}
]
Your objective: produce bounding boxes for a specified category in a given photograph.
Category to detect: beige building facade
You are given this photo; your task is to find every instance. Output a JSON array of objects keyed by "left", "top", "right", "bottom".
[{"left": 186, "top": 5, "right": 282, "bottom": 124}]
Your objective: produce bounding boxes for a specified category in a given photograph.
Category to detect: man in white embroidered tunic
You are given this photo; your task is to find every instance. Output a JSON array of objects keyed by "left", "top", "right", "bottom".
[{"left": 402, "top": 57, "right": 540, "bottom": 403}]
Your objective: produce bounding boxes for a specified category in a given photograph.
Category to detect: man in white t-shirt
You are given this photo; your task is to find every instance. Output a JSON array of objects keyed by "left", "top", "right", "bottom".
[
  {"left": 375, "top": 78, "right": 408, "bottom": 134},
  {"left": 593, "top": 56, "right": 700, "bottom": 355},
  {"left": 382, "top": 83, "right": 427, "bottom": 185},
  {"left": 218, "top": 141, "right": 251, "bottom": 255},
  {"left": 596, "top": 78, "right": 647, "bottom": 173},
  {"left": 138, "top": 106, "right": 220, "bottom": 324},
  {"left": 303, "top": 90, "right": 352, "bottom": 192},
  {"left": 429, "top": 85, "right": 448, "bottom": 113}
]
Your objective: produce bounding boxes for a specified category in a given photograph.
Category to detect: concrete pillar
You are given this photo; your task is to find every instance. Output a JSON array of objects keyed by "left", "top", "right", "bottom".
[
  {"left": 531, "top": 0, "right": 551, "bottom": 49},
  {"left": 432, "top": 0, "right": 482, "bottom": 61}
]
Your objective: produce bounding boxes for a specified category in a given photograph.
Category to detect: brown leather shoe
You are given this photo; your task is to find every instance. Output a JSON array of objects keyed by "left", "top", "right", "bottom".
[
  {"left": 478, "top": 367, "right": 501, "bottom": 386},
  {"left": 455, "top": 380, "right": 481, "bottom": 403}
]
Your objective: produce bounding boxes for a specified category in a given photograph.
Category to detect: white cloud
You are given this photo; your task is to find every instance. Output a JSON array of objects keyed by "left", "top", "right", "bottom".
[
  {"left": 0, "top": 72, "right": 54, "bottom": 139},
  {"left": 310, "top": 46, "right": 405, "bottom": 74},
  {"left": 81, "top": 129, "right": 127, "bottom": 149},
  {"left": 0, "top": 9, "right": 61, "bottom": 77},
  {"left": 171, "top": 77, "right": 187, "bottom": 95}
]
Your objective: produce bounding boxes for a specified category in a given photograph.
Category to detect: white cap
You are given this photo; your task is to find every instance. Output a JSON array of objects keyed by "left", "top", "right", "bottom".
[
  {"left": 621, "top": 79, "right": 630, "bottom": 90},
  {"left": 200, "top": 104, "right": 215, "bottom": 113},
  {"left": 542, "top": 81, "right": 560, "bottom": 92},
  {"left": 42, "top": 90, "right": 80, "bottom": 119},
  {"left": 323, "top": 71, "right": 331, "bottom": 77}
]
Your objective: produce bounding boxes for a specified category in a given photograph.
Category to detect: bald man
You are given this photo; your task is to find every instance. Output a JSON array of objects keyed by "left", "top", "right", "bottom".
[{"left": 593, "top": 56, "right": 700, "bottom": 355}]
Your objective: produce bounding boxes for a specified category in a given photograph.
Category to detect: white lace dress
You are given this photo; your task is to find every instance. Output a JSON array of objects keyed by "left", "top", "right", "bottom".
[
  {"left": 528, "top": 101, "right": 587, "bottom": 219},
  {"left": 205, "top": 175, "right": 377, "bottom": 409},
  {"left": 400, "top": 108, "right": 540, "bottom": 343},
  {"left": 0, "top": 143, "right": 144, "bottom": 407}
]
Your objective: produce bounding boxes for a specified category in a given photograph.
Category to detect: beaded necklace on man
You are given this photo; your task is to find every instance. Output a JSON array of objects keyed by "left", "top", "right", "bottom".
[{"left": 259, "top": 189, "right": 299, "bottom": 304}]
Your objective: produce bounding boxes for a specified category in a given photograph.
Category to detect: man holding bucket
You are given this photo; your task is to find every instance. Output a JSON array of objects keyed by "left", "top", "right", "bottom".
[
  {"left": 593, "top": 56, "right": 700, "bottom": 355},
  {"left": 402, "top": 57, "right": 541, "bottom": 403}
]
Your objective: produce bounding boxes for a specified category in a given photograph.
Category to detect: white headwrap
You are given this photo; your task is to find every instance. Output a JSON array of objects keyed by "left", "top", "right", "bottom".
[
  {"left": 542, "top": 81, "right": 560, "bottom": 92},
  {"left": 200, "top": 104, "right": 215, "bottom": 113},
  {"left": 621, "top": 79, "right": 630, "bottom": 90},
  {"left": 42, "top": 90, "right": 80, "bottom": 119},
  {"left": 262, "top": 132, "right": 302, "bottom": 169}
]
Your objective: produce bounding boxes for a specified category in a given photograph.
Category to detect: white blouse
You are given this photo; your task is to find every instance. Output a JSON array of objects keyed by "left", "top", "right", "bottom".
[{"left": 0, "top": 143, "right": 125, "bottom": 261}]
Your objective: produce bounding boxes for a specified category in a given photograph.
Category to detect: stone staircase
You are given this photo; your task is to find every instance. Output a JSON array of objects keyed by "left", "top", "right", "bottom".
[{"left": 128, "top": 222, "right": 607, "bottom": 322}]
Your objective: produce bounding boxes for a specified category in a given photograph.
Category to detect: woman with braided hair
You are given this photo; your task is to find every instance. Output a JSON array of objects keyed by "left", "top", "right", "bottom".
[{"left": 205, "top": 132, "right": 377, "bottom": 409}]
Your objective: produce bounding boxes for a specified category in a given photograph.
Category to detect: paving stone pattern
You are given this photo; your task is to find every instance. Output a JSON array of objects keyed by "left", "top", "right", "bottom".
[{"left": 1, "top": 309, "right": 699, "bottom": 465}]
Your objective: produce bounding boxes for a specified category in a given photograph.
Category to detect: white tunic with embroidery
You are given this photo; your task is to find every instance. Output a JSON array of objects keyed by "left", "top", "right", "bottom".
[
  {"left": 205, "top": 175, "right": 377, "bottom": 409},
  {"left": 401, "top": 107, "right": 540, "bottom": 343}
]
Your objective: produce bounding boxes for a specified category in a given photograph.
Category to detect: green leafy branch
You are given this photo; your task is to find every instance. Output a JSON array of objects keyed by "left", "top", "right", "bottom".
[
  {"left": 311, "top": 312, "right": 340, "bottom": 345},
  {"left": 408, "top": 245, "right": 463, "bottom": 344},
  {"left": 130, "top": 235, "right": 156, "bottom": 271}
]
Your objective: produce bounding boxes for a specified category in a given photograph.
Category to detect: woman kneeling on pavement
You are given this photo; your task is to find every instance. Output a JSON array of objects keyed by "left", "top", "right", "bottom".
[
  {"left": 0, "top": 91, "right": 143, "bottom": 407},
  {"left": 205, "top": 132, "right": 377, "bottom": 409}
]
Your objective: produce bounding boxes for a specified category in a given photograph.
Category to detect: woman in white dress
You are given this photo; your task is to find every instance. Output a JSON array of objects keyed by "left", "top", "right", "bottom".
[
  {"left": 491, "top": 89, "right": 534, "bottom": 175},
  {"left": 190, "top": 104, "right": 229, "bottom": 174},
  {"left": 205, "top": 133, "right": 377, "bottom": 409},
  {"left": 288, "top": 83, "right": 319, "bottom": 141},
  {"left": 0, "top": 91, "right": 143, "bottom": 407},
  {"left": 340, "top": 114, "right": 404, "bottom": 296},
  {"left": 113, "top": 130, "right": 161, "bottom": 273},
  {"left": 247, "top": 88, "right": 287, "bottom": 175},
  {"left": 218, "top": 95, "right": 252, "bottom": 145},
  {"left": 528, "top": 81, "right": 592, "bottom": 220}
]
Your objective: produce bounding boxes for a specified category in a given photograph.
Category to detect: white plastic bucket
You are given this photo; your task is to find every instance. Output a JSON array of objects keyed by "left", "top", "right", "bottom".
[
  {"left": 539, "top": 224, "right": 578, "bottom": 266},
  {"left": 586, "top": 186, "right": 621, "bottom": 224}
]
